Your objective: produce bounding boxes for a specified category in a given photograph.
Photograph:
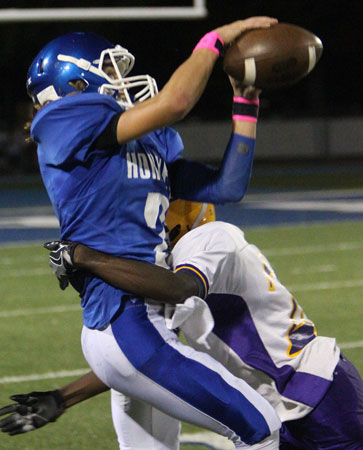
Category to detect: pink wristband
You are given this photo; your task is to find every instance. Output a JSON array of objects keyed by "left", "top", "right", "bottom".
[
  {"left": 232, "top": 115, "right": 258, "bottom": 123},
  {"left": 233, "top": 96, "right": 260, "bottom": 106},
  {"left": 193, "top": 31, "right": 224, "bottom": 57},
  {"left": 232, "top": 96, "right": 259, "bottom": 122}
]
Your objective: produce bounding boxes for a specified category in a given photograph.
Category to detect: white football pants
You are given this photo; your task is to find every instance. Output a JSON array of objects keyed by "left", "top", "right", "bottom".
[
  {"left": 110, "top": 390, "right": 279, "bottom": 450},
  {"left": 81, "top": 301, "right": 280, "bottom": 449}
]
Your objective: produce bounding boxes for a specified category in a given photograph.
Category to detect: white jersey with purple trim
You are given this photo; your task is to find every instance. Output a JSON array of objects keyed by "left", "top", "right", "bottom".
[{"left": 170, "top": 221, "right": 340, "bottom": 422}]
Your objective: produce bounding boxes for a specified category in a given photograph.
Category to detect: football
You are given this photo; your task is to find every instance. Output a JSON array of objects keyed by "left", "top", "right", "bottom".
[{"left": 223, "top": 23, "right": 323, "bottom": 90}]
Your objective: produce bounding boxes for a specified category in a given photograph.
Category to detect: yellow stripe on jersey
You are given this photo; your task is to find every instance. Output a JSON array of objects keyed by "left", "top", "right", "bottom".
[
  {"left": 259, "top": 256, "right": 276, "bottom": 292},
  {"left": 174, "top": 264, "right": 209, "bottom": 298}
]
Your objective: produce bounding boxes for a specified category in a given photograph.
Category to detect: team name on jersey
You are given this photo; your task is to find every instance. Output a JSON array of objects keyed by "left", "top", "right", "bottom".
[{"left": 126, "top": 150, "right": 168, "bottom": 182}]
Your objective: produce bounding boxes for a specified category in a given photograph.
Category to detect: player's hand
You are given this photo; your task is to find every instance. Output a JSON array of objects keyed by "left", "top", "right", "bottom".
[
  {"left": 44, "top": 240, "right": 78, "bottom": 290},
  {"left": 0, "top": 390, "right": 65, "bottom": 436},
  {"left": 229, "top": 76, "right": 261, "bottom": 99},
  {"left": 214, "top": 16, "right": 278, "bottom": 46}
]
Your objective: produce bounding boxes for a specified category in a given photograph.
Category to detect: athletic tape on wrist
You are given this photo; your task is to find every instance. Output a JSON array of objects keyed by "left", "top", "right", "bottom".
[
  {"left": 193, "top": 31, "right": 224, "bottom": 57},
  {"left": 232, "top": 96, "right": 259, "bottom": 122}
]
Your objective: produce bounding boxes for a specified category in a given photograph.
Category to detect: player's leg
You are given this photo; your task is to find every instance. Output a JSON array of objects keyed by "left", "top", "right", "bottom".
[
  {"left": 110, "top": 389, "right": 279, "bottom": 450},
  {"left": 109, "top": 379, "right": 279, "bottom": 450},
  {"left": 81, "top": 299, "right": 281, "bottom": 449},
  {"left": 282, "top": 353, "right": 363, "bottom": 449},
  {"left": 110, "top": 389, "right": 181, "bottom": 450}
]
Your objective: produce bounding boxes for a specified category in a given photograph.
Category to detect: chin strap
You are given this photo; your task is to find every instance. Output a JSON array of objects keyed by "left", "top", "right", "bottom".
[{"left": 58, "top": 54, "right": 104, "bottom": 78}]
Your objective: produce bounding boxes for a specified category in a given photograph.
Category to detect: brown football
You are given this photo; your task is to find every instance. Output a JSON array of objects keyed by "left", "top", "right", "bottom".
[{"left": 223, "top": 23, "right": 323, "bottom": 90}]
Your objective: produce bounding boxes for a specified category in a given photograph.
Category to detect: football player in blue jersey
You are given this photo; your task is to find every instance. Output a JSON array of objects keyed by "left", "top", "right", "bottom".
[
  {"left": 6, "top": 17, "right": 284, "bottom": 449},
  {"left": 1, "top": 201, "right": 362, "bottom": 449}
]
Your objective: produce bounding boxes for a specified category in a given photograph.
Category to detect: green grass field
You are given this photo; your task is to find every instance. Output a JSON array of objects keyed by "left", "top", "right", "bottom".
[{"left": 0, "top": 220, "right": 362, "bottom": 450}]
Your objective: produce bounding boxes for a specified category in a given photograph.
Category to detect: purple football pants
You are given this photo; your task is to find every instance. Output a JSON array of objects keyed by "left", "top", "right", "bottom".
[{"left": 280, "top": 354, "right": 363, "bottom": 450}]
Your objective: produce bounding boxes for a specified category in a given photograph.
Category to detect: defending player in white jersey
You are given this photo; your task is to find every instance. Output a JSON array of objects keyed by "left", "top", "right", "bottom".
[
  {"left": 170, "top": 212, "right": 339, "bottom": 422},
  {"left": 1, "top": 202, "right": 362, "bottom": 449}
]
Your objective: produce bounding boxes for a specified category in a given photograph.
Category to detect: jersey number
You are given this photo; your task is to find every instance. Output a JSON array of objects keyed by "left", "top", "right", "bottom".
[{"left": 144, "top": 193, "right": 169, "bottom": 267}]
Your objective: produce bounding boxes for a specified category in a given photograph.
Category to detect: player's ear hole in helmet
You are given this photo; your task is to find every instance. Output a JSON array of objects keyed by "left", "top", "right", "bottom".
[
  {"left": 26, "top": 31, "right": 158, "bottom": 110},
  {"left": 165, "top": 200, "right": 216, "bottom": 248},
  {"left": 68, "top": 79, "right": 88, "bottom": 93}
]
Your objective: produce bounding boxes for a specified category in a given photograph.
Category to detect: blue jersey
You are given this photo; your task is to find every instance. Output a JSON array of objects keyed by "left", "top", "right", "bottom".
[{"left": 32, "top": 93, "right": 184, "bottom": 329}]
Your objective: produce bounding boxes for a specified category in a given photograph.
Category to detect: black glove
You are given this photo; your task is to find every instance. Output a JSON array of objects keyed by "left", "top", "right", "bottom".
[
  {"left": 44, "top": 240, "right": 78, "bottom": 290},
  {"left": 0, "top": 390, "right": 66, "bottom": 436}
]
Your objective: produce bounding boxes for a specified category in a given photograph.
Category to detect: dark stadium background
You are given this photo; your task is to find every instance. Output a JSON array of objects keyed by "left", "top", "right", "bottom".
[{"left": 0, "top": 0, "right": 361, "bottom": 179}]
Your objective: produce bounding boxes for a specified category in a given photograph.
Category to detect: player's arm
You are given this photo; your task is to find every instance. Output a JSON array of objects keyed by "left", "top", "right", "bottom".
[
  {"left": 0, "top": 371, "right": 107, "bottom": 436},
  {"left": 46, "top": 241, "right": 202, "bottom": 305},
  {"left": 169, "top": 83, "right": 260, "bottom": 203},
  {"left": 59, "top": 371, "right": 108, "bottom": 408},
  {"left": 76, "top": 246, "right": 200, "bottom": 304},
  {"left": 115, "top": 17, "right": 277, "bottom": 144}
]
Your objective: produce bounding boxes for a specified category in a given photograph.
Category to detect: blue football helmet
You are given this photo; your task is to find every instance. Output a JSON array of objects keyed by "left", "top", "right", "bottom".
[{"left": 26, "top": 32, "right": 158, "bottom": 109}]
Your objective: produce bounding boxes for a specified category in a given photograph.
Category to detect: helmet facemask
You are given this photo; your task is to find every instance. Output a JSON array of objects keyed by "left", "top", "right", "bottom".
[
  {"left": 99, "top": 74, "right": 159, "bottom": 109},
  {"left": 58, "top": 44, "right": 158, "bottom": 109}
]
